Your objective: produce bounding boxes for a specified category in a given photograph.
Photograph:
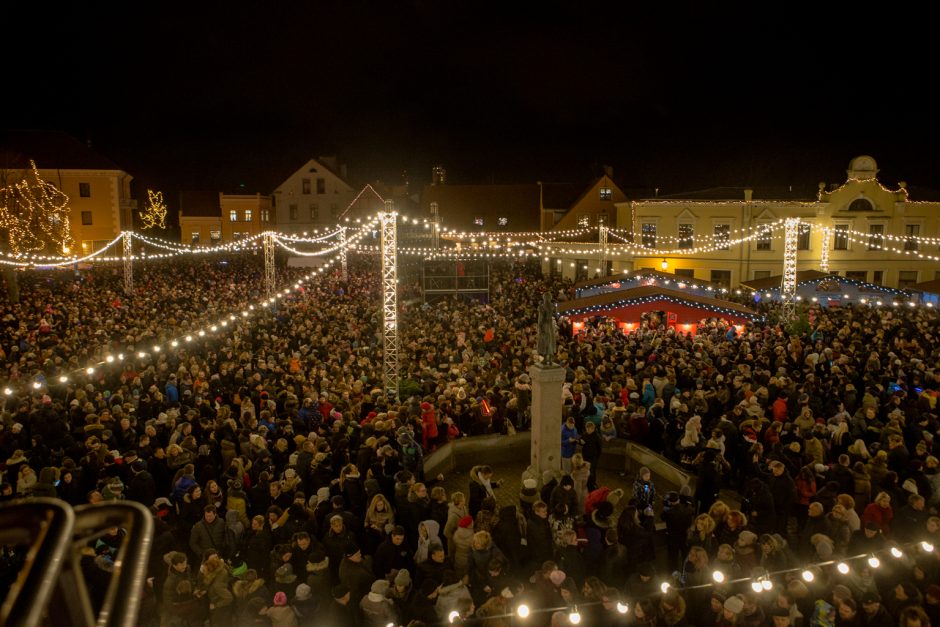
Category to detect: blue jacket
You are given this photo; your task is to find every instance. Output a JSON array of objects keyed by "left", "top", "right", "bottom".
[
  {"left": 561, "top": 423, "right": 579, "bottom": 458},
  {"left": 164, "top": 382, "right": 179, "bottom": 403}
]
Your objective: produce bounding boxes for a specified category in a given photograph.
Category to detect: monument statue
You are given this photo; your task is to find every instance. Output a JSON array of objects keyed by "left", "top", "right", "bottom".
[{"left": 537, "top": 292, "right": 557, "bottom": 365}]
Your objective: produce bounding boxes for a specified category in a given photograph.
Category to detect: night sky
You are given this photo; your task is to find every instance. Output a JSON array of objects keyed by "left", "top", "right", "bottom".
[{"left": 5, "top": 2, "right": 940, "bottom": 201}]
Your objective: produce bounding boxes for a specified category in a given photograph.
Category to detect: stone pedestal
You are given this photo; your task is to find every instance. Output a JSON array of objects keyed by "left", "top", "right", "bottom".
[{"left": 529, "top": 364, "right": 565, "bottom": 478}]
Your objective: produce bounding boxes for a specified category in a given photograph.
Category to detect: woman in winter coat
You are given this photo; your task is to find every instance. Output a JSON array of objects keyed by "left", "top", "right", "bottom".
[
  {"left": 561, "top": 418, "right": 579, "bottom": 473},
  {"left": 467, "top": 531, "right": 506, "bottom": 600},
  {"left": 451, "top": 515, "right": 475, "bottom": 578},
  {"left": 420, "top": 402, "right": 439, "bottom": 451},
  {"left": 414, "top": 519, "right": 442, "bottom": 564},
  {"left": 443, "top": 491, "right": 468, "bottom": 547},
  {"left": 569, "top": 454, "right": 591, "bottom": 514},
  {"left": 198, "top": 554, "right": 234, "bottom": 627},
  {"left": 861, "top": 491, "right": 894, "bottom": 535},
  {"left": 340, "top": 464, "right": 366, "bottom": 517}
]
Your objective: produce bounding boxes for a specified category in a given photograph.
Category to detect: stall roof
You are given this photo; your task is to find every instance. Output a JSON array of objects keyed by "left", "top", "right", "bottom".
[
  {"left": 558, "top": 285, "right": 760, "bottom": 319},
  {"left": 574, "top": 268, "right": 724, "bottom": 291}
]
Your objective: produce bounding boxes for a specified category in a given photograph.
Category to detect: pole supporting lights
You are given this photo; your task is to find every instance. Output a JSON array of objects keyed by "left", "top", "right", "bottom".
[
  {"left": 780, "top": 217, "right": 799, "bottom": 322},
  {"left": 380, "top": 203, "right": 400, "bottom": 402},
  {"left": 263, "top": 231, "right": 276, "bottom": 296},
  {"left": 339, "top": 226, "right": 348, "bottom": 282},
  {"left": 123, "top": 231, "right": 134, "bottom": 295}
]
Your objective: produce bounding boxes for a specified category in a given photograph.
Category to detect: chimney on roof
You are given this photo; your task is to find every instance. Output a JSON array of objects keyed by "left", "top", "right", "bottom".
[{"left": 744, "top": 189, "right": 753, "bottom": 202}]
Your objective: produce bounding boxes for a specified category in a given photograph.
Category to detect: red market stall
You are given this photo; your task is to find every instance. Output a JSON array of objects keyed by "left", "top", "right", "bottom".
[{"left": 557, "top": 285, "right": 760, "bottom": 335}]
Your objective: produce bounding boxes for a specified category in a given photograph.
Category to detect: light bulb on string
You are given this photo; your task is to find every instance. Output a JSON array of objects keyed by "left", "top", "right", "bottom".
[
  {"left": 616, "top": 602, "right": 629, "bottom": 614},
  {"left": 761, "top": 578, "right": 773, "bottom": 591},
  {"left": 890, "top": 547, "right": 903, "bottom": 558},
  {"left": 836, "top": 562, "right": 850, "bottom": 575},
  {"left": 712, "top": 571, "right": 725, "bottom": 583},
  {"left": 922, "top": 541, "right": 935, "bottom": 553},
  {"left": 448, "top": 611, "right": 460, "bottom": 624},
  {"left": 751, "top": 581, "right": 763, "bottom": 593},
  {"left": 660, "top": 582, "right": 671, "bottom": 594},
  {"left": 516, "top": 604, "right": 530, "bottom": 619},
  {"left": 868, "top": 555, "right": 880, "bottom": 568},
  {"left": 801, "top": 570, "right": 814, "bottom": 582},
  {"left": 568, "top": 608, "right": 581, "bottom": 625}
]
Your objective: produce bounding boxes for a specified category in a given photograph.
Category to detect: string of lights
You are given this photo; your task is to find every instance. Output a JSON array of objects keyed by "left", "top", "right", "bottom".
[
  {"left": 140, "top": 190, "right": 168, "bottom": 230},
  {"left": 559, "top": 292, "right": 762, "bottom": 321},
  {"left": 0, "top": 160, "right": 73, "bottom": 255},
  {"left": 435, "top": 539, "right": 936, "bottom": 627},
  {"left": 5, "top": 232, "right": 361, "bottom": 400}
]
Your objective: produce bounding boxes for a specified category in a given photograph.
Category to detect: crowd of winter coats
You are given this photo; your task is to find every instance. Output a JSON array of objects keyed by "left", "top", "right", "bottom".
[{"left": 1, "top": 256, "right": 940, "bottom": 626}]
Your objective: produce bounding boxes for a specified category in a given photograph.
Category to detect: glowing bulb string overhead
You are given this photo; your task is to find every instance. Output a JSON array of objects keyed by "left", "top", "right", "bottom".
[{"left": 2, "top": 232, "right": 361, "bottom": 401}]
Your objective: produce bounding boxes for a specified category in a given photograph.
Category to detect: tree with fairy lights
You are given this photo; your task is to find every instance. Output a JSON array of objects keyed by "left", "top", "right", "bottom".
[
  {"left": 140, "top": 189, "right": 167, "bottom": 230},
  {"left": 0, "top": 159, "right": 74, "bottom": 302}
]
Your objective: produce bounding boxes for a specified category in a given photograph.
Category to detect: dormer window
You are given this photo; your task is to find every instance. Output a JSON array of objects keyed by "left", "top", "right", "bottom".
[{"left": 848, "top": 198, "right": 874, "bottom": 211}]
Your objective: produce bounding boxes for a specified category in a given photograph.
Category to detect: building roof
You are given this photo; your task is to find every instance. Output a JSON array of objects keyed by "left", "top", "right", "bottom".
[
  {"left": 179, "top": 191, "right": 221, "bottom": 218},
  {"left": 739, "top": 270, "right": 831, "bottom": 291},
  {"left": 540, "top": 182, "right": 584, "bottom": 210},
  {"left": 0, "top": 129, "right": 124, "bottom": 171},
  {"left": 635, "top": 185, "right": 818, "bottom": 202},
  {"left": 557, "top": 285, "right": 760, "bottom": 319},
  {"left": 421, "top": 184, "right": 541, "bottom": 232},
  {"left": 574, "top": 268, "right": 723, "bottom": 292},
  {"left": 741, "top": 271, "right": 904, "bottom": 295}
]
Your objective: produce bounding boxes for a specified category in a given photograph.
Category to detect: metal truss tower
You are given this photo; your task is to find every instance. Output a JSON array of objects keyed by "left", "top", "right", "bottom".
[
  {"left": 780, "top": 217, "right": 800, "bottom": 322},
  {"left": 123, "top": 231, "right": 133, "bottom": 295},
  {"left": 339, "top": 227, "right": 348, "bottom": 281},
  {"left": 263, "top": 232, "right": 275, "bottom": 296},
  {"left": 380, "top": 203, "right": 400, "bottom": 401}
]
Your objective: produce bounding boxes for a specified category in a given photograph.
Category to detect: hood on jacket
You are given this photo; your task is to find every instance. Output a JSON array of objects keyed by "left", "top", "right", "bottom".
[{"left": 420, "top": 519, "right": 441, "bottom": 543}]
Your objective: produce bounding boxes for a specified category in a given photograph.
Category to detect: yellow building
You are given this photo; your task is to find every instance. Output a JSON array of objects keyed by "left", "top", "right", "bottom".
[
  {"left": 543, "top": 156, "right": 940, "bottom": 290},
  {"left": 0, "top": 130, "right": 135, "bottom": 254},
  {"left": 179, "top": 191, "right": 273, "bottom": 244}
]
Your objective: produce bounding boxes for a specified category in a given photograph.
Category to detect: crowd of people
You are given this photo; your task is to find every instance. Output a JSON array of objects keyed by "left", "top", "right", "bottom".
[{"left": 0, "top": 254, "right": 938, "bottom": 627}]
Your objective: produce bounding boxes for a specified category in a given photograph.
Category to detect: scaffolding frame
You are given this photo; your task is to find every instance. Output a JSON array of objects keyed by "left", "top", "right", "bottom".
[{"left": 380, "top": 203, "right": 400, "bottom": 401}]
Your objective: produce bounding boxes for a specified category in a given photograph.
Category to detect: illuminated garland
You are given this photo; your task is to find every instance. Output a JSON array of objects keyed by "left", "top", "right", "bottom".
[
  {"left": 559, "top": 293, "right": 762, "bottom": 321},
  {"left": 0, "top": 160, "right": 73, "bottom": 254},
  {"left": 140, "top": 190, "right": 168, "bottom": 230},
  {"left": 5, "top": 233, "right": 357, "bottom": 399}
]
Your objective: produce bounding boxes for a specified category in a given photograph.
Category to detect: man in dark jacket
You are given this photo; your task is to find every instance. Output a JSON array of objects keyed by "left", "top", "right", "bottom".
[
  {"left": 767, "top": 461, "right": 796, "bottom": 535},
  {"left": 661, "top": 490, "right": 694, "bottom": 570},
  {"left": 189, "top": 505, "right": 233, "bottom": 560},
  {"left": 526, "top": 502, "right": 554, "bottom": 571},
  {"left": 125, "top": 460, "right": 156, "bottom": 506},
  {"left": 373, "top": 526, "right": 414, "bottom": 579}
]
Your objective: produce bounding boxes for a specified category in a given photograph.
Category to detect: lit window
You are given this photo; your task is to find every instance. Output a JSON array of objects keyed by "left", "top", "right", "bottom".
[
  {"left": 678, "top": 223, "right": 694, "bottom": 249},
  {"left": 244, "top": 209, "right": 253, "bottom": 222},
  {"left": 641, "top": 223, "right": 656, "bottom": 248},
  {"left": 868, "top": 224, "right": 884, "bottom": 250},
  {"left": 229, "top": 210, "right": 238, "bottom": 222},
  {"left": 905, "top": 224, "right": 920, "bottom": 251},
  {"left": 261, "top": 209, "right": 269, "bottom": 222},
  {"left": 210, "top": 230, "right": 221, "bottom": 241},
  {"left": 191, "top": 232, "right": 200, "bottom": 244},
  {"left": 599, "top": 187, "right": 612, "bottom": 200},
  {"left": 797, "top": 223, "right": 811, "bottom": 250},
  {"left": 714, "top": 224, "right": 730, "bottom": 251},
  {"left": 756, "top": 223, "right": 772, "bottom": 251},
  {"left": 833, "top": 225, "right": 848, "bottom": 250}
]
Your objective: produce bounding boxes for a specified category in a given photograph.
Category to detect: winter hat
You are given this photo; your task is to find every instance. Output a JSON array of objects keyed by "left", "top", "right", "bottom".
[
  {"left": 549, "top": 570, "right": 566, "bottom": 586},
  {"left": 724, "top": 595, "right": 745, "bottom": 614},
  {"left": 458, "top": 515, "right": 474, "bottom": 528},
  {"left": 275, "top": 564, "right": 297, "bottom": 583},
  {"left": 901, "top": 479, "right": 919, "bottom": 495},
  {"left": 273, "top": 591, "right": 288, "bottom": 606},
  {"left": 542, "top": 470, "right": 556, "bottom": 485},
  {"left": 522, "top": 478, "right": 537, "bottom": 490},
  {"left": 832, "top": 585, "right": 852, "bottom": 601},
  {"left": 371, "top": 579, "right": 390, "bottom": 595},
  {"left": 294, "top": 584, "right": 312, "bottom": 601},
  {"left": 394, "top": 569, "right": 412, "bottom": 588}
]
